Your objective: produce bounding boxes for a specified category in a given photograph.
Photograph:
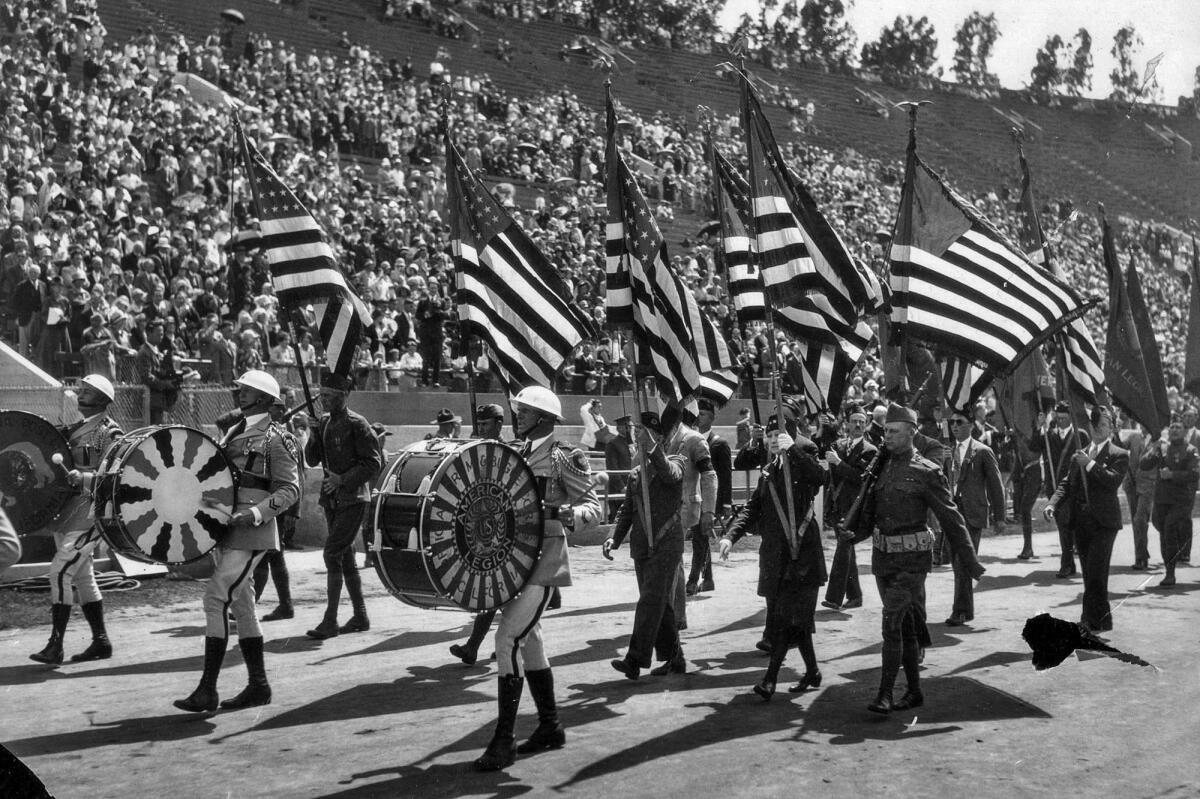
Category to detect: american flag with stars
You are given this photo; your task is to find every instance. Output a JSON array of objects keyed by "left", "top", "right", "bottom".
[
  {"left": 237, "top": 125, "right": 370, "bottom": 378},
  {"left": 605, "top": 88, "right": 735, "bottom": 404},
  {"left": 740, "top": 77, "right": 877, "bottom": 411},
  {"left": 446, "top": 134, "right": 597, "bottom": 396}
]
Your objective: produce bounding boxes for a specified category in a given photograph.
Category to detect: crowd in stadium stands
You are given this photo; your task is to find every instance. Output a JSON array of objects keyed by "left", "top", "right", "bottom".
[{"left": 0, "top": 0, "right": 1193, "bottom": 415}]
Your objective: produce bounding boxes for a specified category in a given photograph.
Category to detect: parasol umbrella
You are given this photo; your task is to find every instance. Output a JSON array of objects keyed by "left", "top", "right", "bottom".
[
  {"left": 552, "top": 176, "right": 577, "bottom": 187},
  {"left": 69, "top": 14, "right": 92, "bottom": 29},
  {"left": 1022, "top": 614, "right": 1152, "bottom": 670},
  {"left": 516, "top": 142, "right": 539, "bottom": 153},
  {"left": 489, "top": 135, "right": 507, "bottom": 147},
  {"left": 221, "top": 8, "right": 246, "bottom": 24},
  {"left": 171, "top": 192, "right": 207, "bottom": 213},
  {"left": 697, "top": 220, "right": 720, "bottom": 237},
  {"left": 492, "top": 182, "right": 515, "bottom": 197},
  {"left": 873, "top": 228, "right": 892, "bottom": 241}
]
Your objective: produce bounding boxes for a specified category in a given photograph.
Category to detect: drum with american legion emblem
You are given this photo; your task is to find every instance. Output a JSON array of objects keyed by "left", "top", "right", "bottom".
[{"left": 370, "top": 438, "right": 543, "bottom": 611}]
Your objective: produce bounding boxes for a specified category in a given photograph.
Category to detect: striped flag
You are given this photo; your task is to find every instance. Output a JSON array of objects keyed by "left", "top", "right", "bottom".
[
  {"left": 739, "top": 77, "right": 875, "bottom": 410},
  {"left": 889, "top": 130, "right": 1088, "bottom": 391},
  {"left": 1014, "top": 148, "right": 1106, "bottom": 407},
  {"left": 446, "top": 136, "right": 597, "bottom": 396},
  {"left": 1187, "top": 237, "right": 1200, "bottom": 396},
  {"left": 741, "top": 78, "right": 877, "bottom": 359},
  {"left": 605, "top": 88, "right": 731, "bottom": 404},
  {"left": 939, "top": 354, "right": 985, "bottom": 413},
  {"left": 709, "top": 141, "right": 765, "bottom": 324},
  {"left": 237, "top": 125, "right": 370, "bottom": 377}
]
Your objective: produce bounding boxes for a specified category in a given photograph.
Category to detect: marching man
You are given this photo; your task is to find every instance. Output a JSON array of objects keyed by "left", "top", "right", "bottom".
[
  {"left": 29, "top": 374, "right": 123, "bottom": 665},
  {"left": 174, "top": 369, "right": 299, "bottom": 712},
  {"left": 474, "top": 386, "right": 601, "bottom": 771}
]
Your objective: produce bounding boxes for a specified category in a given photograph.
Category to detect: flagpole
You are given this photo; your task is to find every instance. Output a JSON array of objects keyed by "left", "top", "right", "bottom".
[
  {"left": 234, "top": 111, "right": 323, "bottom": 457},
  {"left": 737, "top": 64, "right": 797, "bottom": 538},
  {"left": 606, "top": 79, "right": 655, "bottom": 533}
]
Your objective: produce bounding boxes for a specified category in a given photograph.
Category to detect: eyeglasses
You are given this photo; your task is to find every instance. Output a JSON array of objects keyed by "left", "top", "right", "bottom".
[{"left": 950, "top": 419, "right": 970, "bottom": 426}]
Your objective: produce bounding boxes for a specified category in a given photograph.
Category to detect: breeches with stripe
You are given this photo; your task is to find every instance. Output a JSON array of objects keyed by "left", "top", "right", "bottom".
[
  {"left": 204, "top": 548, "right": 266, "bottom": 638},
  {"left": 48, "top": 528, "right": 102, "bottom": 605},
  {"left": 494, "top": 585, "right": 553, "bottom": 677}
]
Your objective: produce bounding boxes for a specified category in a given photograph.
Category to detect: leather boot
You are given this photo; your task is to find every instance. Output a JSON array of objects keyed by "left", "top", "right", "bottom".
[
  {"left": 174, "top": 636, "right": 226, "bottom": 712},
  {"left": 307, "top": 615, "right": 340, "bottom": 639},
  {"left": 340, "top": 562, "right": 370, "bottom": 633},
  {"left": 649, "top": 646, "right": 687, "bottom": 676},
  {"left": 221, "top": 637, "right": 272, "bottom": 709},
  {"left": 893, "top": 641, "right": 924, "bottom": 710},
  {"left": 474, "top": 674, "right": 523, "bottom": 771},
  {"left": 70, "top": 601, "right": 112, "bottom": 662},
  {"left": 516, "top": 668, "right": 565, "bottom": 754},
  {"left": 451, "top": 611, "right": 494, "bottom": 665},
  {"left": 30, "top": 603, "right": 71, "bottom": 664},
  {"left": 868, "top": 643, "right": 901, "bottom": 714}
]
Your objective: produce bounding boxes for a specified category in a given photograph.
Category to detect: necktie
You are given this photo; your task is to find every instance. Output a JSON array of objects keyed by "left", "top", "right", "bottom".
[{"left": 952, "top": 442, "right": 963, "bottom": 486}]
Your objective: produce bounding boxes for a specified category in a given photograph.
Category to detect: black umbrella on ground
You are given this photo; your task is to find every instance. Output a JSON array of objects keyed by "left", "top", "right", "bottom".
[
  {"left": 1021, "top": 613, "right": 1152, "bottom": 670},
  {"left": 221, "top": 8, "right": 246, "bottom": 24}
]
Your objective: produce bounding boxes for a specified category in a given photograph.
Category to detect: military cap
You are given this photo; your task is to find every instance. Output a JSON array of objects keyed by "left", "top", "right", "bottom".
[
  {"left": 1053, "top": 400, "right": 1071, "bottom": 414},
  {"left": 475, "top": 403, "right": 505, "bottom": 422},
  {"left": 885, "top": 403, "right": 918, "bottom": 426}
]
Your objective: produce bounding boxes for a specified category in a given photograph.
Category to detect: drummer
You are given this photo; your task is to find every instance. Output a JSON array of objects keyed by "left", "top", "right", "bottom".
[
  {"left": 174, "top": 369, "right": 299, "bottom": 713},
  {"left": 449, "top": 403, "right": 508, "bottom": 666},
  {"left": 30, "top": 374, "right": 123, "bottom": 666},
  {"left": 474, "top": 387, "right": 601, "bottom": 771}
]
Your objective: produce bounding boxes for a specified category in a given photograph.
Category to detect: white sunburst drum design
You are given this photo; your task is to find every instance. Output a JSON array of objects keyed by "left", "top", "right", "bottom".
[
  {"left": 93, "top": 426, "right": 236, "bottom": 565},
  {"left": 370, "top": 438, "right": 543, "bottom": 611}
]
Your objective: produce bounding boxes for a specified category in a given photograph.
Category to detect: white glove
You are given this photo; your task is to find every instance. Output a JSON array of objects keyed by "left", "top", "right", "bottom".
[{"left": 718, "top": 538, "right": 732, "bottom": 561}]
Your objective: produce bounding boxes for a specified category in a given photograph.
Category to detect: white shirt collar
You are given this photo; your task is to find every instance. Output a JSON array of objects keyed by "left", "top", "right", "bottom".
[
  {"left": 243, "top": 411, "right": 270, "bottom": 428},
  {"left": 524, "top": 432, "right": 554, "bottom": 452}
]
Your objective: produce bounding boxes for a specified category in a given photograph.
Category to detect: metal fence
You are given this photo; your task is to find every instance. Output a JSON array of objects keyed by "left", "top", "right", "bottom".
[{"left": 162, "top": 385, "right": 237, "bottom": 430}]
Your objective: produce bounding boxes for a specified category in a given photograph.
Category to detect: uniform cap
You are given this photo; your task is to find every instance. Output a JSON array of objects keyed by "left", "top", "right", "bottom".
[
  {"left": 80, "top": 373, "right": 114, "bottom": 402},
  {"left": 430, "top": 408, "right": 462, "bottom": 425},
  {"left": 475, "top": 403, "right": 505, "bottom": 422},
  {"left": 885, "top": 403, "right": 918, "bottom": 426},
  {"left": 319, "top": 370, "right": 354, "bottom": 392},
  {"left": 511, "top": 385, "right": 563, "bottom": 421},
  {"left": 235, "top": 369, "right": 281, "bottom": 400}
]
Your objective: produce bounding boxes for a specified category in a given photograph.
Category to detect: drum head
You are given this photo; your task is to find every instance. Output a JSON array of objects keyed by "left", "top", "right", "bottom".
[
  {"left": 423, "top": 439, "right": 543, "bottom": 611},
  {"left": 0, "top": 410, "right": 74, "bottom": 534},
  {"left": 109, "top": 426, "right": 235, "bottom": 564}
]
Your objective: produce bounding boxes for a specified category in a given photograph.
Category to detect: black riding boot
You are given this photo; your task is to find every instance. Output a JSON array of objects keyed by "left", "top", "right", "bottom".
[
  {"left": 893, "top": 638, "right": 924, "bottom": 710},
  {"left": 221, "top": 636, "right": 272, "bottom": 709},
  {"left": 474, "top": 674, "right": 524, "bottom": 771},
  {"left": 451, "top": 610, "right": 495, "bottom": 665},
  {"left": 30, "top": 603, "right": 72, "bottom": 664},
  {"left": 307, "top": 571, "right": 343, "bottom": 639},
  {"left": 174, "top": 636, "right": 227, "bottom": 712},
  {"left": 338, "top": 554, "right": 370, "bottom": 633},
  {"left": 868, "top": 640, "right": 902, "bottom": 714},
  {"left": 516, "top": 668, "right": 565, "bottom": 754},
  {"left": 70, "top": 600, "right": 112, "bottom": 662}
]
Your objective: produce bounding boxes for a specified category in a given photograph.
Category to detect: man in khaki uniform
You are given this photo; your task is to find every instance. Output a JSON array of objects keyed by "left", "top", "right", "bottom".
[
  {"left": 474, "top": 386, "right": 601, "bottom": 772},
  {"left": 174, "top": 369, "right": 299, "bottom": 713}
]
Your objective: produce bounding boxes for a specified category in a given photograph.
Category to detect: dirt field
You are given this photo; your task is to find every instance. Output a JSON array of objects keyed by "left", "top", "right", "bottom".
[{"left": 2, "top": 526, "right": 1196, "bottom": 799}]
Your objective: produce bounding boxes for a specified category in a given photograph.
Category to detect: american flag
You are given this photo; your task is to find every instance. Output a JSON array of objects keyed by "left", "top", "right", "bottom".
[
  {"left": 710, "top": 141, "right": 765, "bottom": 324},
  {"left": 939, "top": 354, "right": 985, "bottom": 413},
  {"left": 605, "top": 88, "right": 733, "bottom": 404},
  {"left": 740, "top": 78, "right": 875, "bottom": 410},
  {"left": 889, "top": 131, "right": 1088, "bottom": 391},
  {"left": 237, "top": 126, "right": 370, "bottom": 377},
  {"left": 446, "top": 136, "right": 597, "bottom": 396},
  {"left": 1015, "top": 148, "right": 1106, "bottom": 407}
]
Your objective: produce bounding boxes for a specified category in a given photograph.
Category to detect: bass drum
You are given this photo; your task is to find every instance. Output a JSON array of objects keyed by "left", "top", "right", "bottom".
[
  {"left": 94, "top": 425, "right": 236, "bottom": 565},
  {"left": 0, "top": 410, "right": 75, "bottom": 534},
  {"left": 370, "top": 438, "right": 543, "bottom": 611}
]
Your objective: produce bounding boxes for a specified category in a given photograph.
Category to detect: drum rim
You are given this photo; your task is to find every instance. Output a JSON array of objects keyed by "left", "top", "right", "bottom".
[
  {"left": 0, "top": 409, "right": 75, "bottom": 534},
  {"left": 372, "top": 437, "right": 545, "bottom": 611},
  {"left": 96, "top": 424, "right": 236, "bottom": 565}
]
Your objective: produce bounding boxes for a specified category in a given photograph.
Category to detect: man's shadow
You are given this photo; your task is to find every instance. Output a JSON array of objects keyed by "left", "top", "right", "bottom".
[{"left": 4, "top": 712, "right": 217, "bottom": 758}]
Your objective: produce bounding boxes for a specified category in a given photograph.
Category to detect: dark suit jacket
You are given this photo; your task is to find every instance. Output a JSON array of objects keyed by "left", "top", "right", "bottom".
[
  {"left": 829, "top": 436, "right": 878, "bottom": 520},
  {"left": 1049, "top": 438, "right": 1128, "bottom": 531},
  {"left": 1032, "top": 425, "right": 1091, "bottom": 496},
  {"left": 946, "top": 437, "right": 1004, "bottom": 530}
]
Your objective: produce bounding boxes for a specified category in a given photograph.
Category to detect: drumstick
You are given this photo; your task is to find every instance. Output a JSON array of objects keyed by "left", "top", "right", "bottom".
[{"left": 198, "top": 500, "right": 233, "bottom": 524}]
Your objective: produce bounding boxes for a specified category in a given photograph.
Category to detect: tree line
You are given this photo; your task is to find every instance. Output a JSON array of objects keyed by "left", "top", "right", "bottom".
[{"left": 571, "top": 0, "right": 1192, "bottom": 105}]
